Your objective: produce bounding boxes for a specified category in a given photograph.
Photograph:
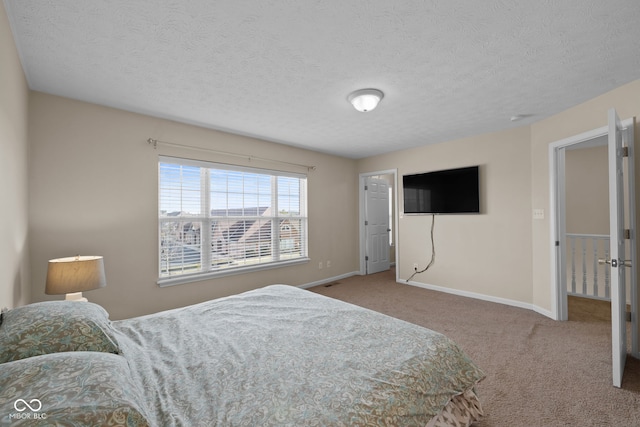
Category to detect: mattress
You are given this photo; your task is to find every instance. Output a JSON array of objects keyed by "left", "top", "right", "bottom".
[{"left": 112, "top": 284, "right": 485, "bottom": 426}]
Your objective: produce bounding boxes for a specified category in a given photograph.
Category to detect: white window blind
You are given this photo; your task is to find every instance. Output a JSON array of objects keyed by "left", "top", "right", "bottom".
[{"left": 158, "top": 156, "right": 308, "bottom": 285}]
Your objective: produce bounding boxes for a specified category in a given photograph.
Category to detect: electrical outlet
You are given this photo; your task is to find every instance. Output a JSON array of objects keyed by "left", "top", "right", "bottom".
[
  {"left": 533, "top": 209, "right": 544, "bottom": 220},
  {"left": 318, "top": 261, "right": 323, "bottom": 269},
  {"left": 413, "top": 263, "right": 418, "bottom": 271},
  {"left": 326, "top": 260, "right": 331, "bottom": 268}
]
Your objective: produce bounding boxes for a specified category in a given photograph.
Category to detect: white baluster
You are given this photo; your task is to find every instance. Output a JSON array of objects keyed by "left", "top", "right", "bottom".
[
  {"left": 593, "top": 238, "right": 599, "bottom": 297},
  {"left": 605, "top": 245, "right": 610, "bottom": 299},
  {"left": 570, "top": 236, "right": 576, "bottom": 294},
  {"left": 581, "top": 237, "right": 587, "bottom": 295}
]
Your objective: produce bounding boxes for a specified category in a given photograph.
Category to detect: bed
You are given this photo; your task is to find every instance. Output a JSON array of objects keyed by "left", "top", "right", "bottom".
[{"left": 0, "top": 285, "right": 485, "bottom": 426}]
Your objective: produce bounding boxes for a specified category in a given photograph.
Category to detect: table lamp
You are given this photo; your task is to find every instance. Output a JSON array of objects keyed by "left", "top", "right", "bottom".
[{"left": 45, "top": 255, "right": 106, "bottom": 302}]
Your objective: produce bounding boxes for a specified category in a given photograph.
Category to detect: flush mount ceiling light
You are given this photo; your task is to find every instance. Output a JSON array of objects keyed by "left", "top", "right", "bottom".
[{"left": 347, "top": 88, "right": 384, "bottom": 112}]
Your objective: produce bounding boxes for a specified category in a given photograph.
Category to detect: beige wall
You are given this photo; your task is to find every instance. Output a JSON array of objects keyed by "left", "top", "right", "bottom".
[
  {"left": 28, "top": 79, "right": 634, "bottom": 319},
  {"left": 565, "top": 145, "right": 608, "bottom": 235},
  {"left": 359, "top": 80, "right": 640, "bottom": 315},
  {"left": 28, "top": 93, "right": 359, "bottom": 319},
  {"left": 358, "top": 126, "right": 534, "bottom": 305},
  {"left": 530, "top": 79, "right": 640, "bottom": 312},
  {"left": 5, "top": 0, "right": 640, "bottom": 320},
  {"left": 0, "top": 2, "right": 30, "bottom": 308}
]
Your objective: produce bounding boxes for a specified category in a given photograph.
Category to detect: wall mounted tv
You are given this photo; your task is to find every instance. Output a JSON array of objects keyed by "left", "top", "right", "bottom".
[{"left": 403, "top": 166, "right": 480, "bottom": 214}]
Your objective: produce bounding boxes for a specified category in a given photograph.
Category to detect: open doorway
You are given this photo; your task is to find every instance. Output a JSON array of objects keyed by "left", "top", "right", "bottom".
[
  {"left": 564, "top": 138, "right": 612, "bottom": 321},
  {"left": 359, "top": 170, "right": 398, "bottom": 277},
  {"left": 549, "top": 113, "right": 638, "bottom": 387}
]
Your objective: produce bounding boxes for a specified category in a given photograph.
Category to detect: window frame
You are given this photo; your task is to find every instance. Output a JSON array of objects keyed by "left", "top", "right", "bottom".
[{"left": 157, "top": 156, "right": 309, "bottom": 287}]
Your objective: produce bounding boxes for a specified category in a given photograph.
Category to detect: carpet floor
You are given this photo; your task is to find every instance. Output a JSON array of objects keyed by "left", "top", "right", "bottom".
[{"left": 309, "top": 269, "right": 640, "bottom": 426}]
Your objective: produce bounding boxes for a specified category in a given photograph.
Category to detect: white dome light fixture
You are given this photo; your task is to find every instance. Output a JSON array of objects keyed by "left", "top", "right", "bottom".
[{"left": 347, "top": 88, "right": 384, "bottom": 112}]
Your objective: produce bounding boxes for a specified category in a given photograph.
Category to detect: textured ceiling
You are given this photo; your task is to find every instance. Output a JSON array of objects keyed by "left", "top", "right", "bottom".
[{"left": 4, "top": 0, "right": 640, "bottom": 159}]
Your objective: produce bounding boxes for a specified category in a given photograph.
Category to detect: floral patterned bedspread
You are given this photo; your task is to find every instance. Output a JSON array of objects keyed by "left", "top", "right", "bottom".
[{"left": 113, "top": 285, "right": 484, "bottom": 427}]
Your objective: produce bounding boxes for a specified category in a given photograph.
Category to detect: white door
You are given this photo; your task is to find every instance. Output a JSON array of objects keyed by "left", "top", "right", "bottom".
[
  {"left": 365, "top": 177, "right": 390, "bottom": 274},
  {"left": 550, "top": 111, "right": 637, "bottom": 385},
  {"left": 608, "top": 108, "right": 629, "bottom": 388}
]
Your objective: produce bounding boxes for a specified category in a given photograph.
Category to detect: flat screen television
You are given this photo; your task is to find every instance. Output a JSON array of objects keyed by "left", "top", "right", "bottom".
[{"left": 403, "top": 166, "right": 480, "bottom": 214}]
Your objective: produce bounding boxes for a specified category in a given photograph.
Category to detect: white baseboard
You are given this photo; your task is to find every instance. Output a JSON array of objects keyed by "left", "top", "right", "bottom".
[
  {"left": 299, "top": 273, "right": 554, "bottom": 320},
  {"left": 298, "top": 271, "right": 361, "bottom": 289},
  {"left": 531, "top": 305, "right": 554, "bottom": 319},
  {"left": 404, "top": 279, "right": 555, "bottom": 319}
]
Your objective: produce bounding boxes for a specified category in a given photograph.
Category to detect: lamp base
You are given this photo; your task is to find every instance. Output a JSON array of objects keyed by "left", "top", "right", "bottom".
[{"left": 65, "top": 292, "right": 88, "bottom": 302}]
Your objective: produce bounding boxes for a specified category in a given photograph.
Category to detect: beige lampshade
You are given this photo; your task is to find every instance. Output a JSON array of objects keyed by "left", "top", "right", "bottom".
[{"left": 45, "top": 256, "right": 107, "bottom": 295}]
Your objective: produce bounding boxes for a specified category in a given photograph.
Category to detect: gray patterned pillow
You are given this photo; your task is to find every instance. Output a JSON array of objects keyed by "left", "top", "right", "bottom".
[
  {"left": 0, "top": 351, "right": 150, "bottom": 426},
  {"left": 0, "top": 301, "right": 120, "bottom": 364}
]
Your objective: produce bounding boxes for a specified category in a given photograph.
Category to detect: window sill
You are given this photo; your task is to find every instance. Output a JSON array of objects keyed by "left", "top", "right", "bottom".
[{"left": 157, "top": 257, "right": 311, "bottom": 287}]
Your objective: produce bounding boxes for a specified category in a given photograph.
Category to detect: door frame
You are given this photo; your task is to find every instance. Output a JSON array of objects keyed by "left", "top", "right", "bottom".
[
  {"left": 359, "top": 169, "right": 398, "bottom": 279},
  {"left": 364, "top": 175, "right": 391, "bottom": 274},
  {"left": 549, "top": 117, "right": 638, "bottom": 358}
]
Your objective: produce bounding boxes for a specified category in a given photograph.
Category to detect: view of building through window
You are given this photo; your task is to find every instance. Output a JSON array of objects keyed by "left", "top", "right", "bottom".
[{"left": 158, "top": 157, "right": 308, "bottom": 281}]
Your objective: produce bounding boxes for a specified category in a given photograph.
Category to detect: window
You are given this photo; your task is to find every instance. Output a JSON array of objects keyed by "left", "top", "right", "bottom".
[{"left": 158, "top": 156, "right": 308, "bottom": 286}]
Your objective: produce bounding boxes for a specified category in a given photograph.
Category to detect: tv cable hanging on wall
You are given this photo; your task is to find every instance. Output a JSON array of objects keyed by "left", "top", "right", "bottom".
[{"left": 406, "top": 214, "right": 436, "bottom": 282}]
